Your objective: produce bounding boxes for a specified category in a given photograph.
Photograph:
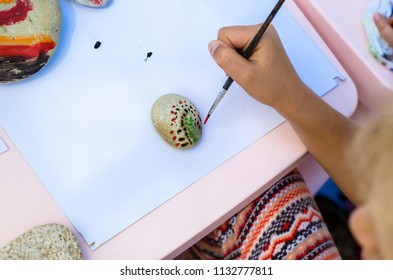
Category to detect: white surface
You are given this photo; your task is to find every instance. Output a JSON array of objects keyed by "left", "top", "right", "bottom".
[{"left": 0, "top": 0, "right": 340, "bottom": 249}]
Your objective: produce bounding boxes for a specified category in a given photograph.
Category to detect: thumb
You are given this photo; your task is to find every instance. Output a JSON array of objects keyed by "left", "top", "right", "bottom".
[
  {"left": 374, "top": 13, "right": 393, "bottom": 47},
  {"left": 208, "top": 40, "right": 252, "bottom": 85}
]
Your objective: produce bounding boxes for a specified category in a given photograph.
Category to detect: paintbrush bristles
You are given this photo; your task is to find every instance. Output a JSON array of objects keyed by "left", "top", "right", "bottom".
[{"left": 204, "top": 87, "right": 228, "bottom": 124}]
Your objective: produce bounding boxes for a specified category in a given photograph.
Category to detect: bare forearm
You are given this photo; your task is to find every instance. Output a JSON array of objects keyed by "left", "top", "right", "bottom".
[
  {"left": 276, "top": 86, "right": 362, "bottom": 204},
  {"left": 208, "top": 25, "right": 364, "bottom": 204}
]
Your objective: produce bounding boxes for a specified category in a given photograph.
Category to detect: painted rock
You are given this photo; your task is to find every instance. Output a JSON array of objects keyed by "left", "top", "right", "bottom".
[
  {"left": 151, "top": 94, "right": 203, "bottom": 149},
  {"left": 74, "top": 0, "right": 112, "bottom": 8},
  {"left": 0, "top": 224, "right": 83, "bottom": 260},
  {"left": 0, "top": 0, "right": 62, "bottom": 84}
]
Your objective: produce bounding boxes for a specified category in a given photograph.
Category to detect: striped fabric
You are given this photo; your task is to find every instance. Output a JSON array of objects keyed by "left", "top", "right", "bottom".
[{"left": 185, "top": 170, "right": 341, "bottom": 260}]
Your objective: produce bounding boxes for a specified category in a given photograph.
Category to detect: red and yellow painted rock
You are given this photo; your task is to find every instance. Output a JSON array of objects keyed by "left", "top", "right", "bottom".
[
  {"left": 0, "top": 0, "right": 62, "bottom": 84},
  {"left": 74, "top": 0, "right": 112, "bottom": 8},
  {"left": 151, "top": 94, "right": 203, "bottom": 150}
]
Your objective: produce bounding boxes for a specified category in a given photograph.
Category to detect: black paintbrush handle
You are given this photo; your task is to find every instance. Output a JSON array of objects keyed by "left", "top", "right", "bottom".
[
  {"left": 242, "top": 0, "right": 286, "bottom": 59},
  {"left": 223, "top": 77, "right": 234, "bottom": 91},
  {"left": 224, "top": 0, "right": 285, "bottom": 90},
  {"left": 205, "top": 0, "right": 286, "bottom": 123}
]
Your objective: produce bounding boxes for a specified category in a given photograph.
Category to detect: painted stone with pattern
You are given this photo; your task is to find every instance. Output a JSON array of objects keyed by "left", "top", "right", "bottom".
[
  {"left": 74, "top": 0, "right": 112, "bottom": 7},
  {"left": 0, "top": 224, "right": 83, "bottom": 260},
  {"left": 151, "top": 94, "right": 203, "bottom": 150},
  {"left": 0, "top": 0, "right": 62, "bottom": 84}
]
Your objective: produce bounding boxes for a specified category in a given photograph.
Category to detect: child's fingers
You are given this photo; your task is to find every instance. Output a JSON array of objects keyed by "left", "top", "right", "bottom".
[
  {"left": 208, "top": 40, "right": 253, "bottom": 86},
  {"left": 374, "top": 13, "right": 393, "bottom": 47},
  {"left": 216, "top": 25, "right": 262, "bottom": 51}
]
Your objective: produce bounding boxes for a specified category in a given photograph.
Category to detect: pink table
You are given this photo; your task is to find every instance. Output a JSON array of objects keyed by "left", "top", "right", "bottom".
[
  {"left": 0, "top": 1, "right": 358, "bottom": 259},
  {"left": 295, "top": 0, "right": 393, "bottom": 110}
]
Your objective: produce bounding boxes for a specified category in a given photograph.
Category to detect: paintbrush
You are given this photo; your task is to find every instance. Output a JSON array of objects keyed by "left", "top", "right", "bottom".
[{"left": 204, "top": 0, "right": 286, "bottom": 125}]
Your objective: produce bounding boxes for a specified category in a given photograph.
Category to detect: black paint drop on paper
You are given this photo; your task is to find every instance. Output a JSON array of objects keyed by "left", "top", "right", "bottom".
[
  {"left": 145, "top": 52, "right": 153, "bottom": 61},
  {"left": 94, "top": 41, "right": 102, "bottom": 49}
]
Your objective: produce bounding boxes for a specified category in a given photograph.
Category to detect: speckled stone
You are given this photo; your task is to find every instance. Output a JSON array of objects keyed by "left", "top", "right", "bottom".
[
  {"left": 151, "top": 94, "right": 202, "bottom": 149},
  {"left": 74, "top": 0, "right": 112, "bottom": 8},
  {"left": 0, "top": 0, "right": 62, "bottom": 84},
  {"left": 0, "top": 224, "right": 83, "bottom": 260}
]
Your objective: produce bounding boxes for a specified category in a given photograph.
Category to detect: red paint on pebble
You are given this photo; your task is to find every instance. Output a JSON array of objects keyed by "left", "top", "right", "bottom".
[
  {"left": 0, "top": 0, "right": 33, "bottom": 26},
  {"left": 0, "top": 42, "right": 56, "bottom": 57}
]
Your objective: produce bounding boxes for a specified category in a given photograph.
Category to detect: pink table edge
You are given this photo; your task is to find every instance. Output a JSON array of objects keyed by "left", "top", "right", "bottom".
[{"left": 0, "top": 0, "right": 358, "bottom": 260}]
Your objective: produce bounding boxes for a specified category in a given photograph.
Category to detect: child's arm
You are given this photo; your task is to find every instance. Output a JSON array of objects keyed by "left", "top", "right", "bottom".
[{"left": 208, "top": 24, "right": 362, "bottom": 204}]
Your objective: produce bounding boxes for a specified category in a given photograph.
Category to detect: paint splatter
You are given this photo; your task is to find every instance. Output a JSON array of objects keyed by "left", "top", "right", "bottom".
[
  {"left": 94, "top": 41, "right": 101, "bottom": 49},
  {"left": 144, "top": 51, "right": 153, "bottom": 62}
]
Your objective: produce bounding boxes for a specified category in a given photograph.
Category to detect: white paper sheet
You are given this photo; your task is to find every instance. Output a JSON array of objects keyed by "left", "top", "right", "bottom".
[{"left": 0, "top": 0, "right": 341, "bottom": 249}]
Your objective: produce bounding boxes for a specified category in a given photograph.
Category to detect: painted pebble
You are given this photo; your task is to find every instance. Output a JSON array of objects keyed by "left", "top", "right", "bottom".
[
  {"left": 0, "top": 0, "right": 62, "bottom": 84},
  {"left": 74, "top": 0, "right": 112, "bottom": 8},
  {"left": 0, "top": 224, "right": 83, "bottom": 260},
  {"left": 151, "top": 94, "right": 203, "bottom": 150}
]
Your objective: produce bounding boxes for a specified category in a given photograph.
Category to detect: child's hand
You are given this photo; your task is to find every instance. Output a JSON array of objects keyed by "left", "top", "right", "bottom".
[
  {"left": 208, "top": 26, "right": 362, "bottom": 208},
  {"left": 374, "top": 13, "right": 393, "bottom": 47},
  {"left": 208, "top": 24, "right": 306, "bottom": 111}
]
